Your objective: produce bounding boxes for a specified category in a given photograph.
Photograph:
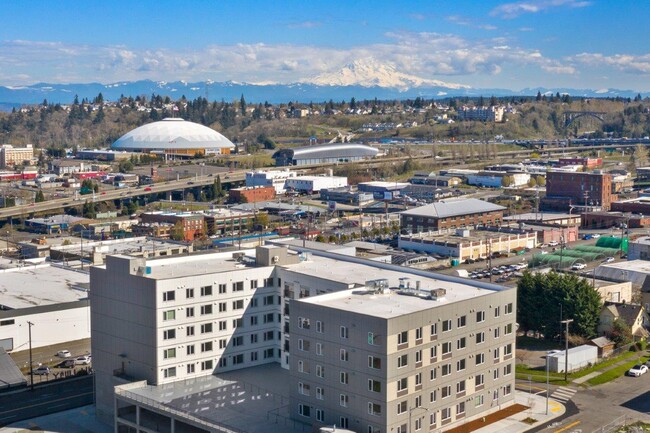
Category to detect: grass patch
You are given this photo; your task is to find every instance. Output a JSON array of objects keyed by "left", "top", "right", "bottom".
[
  {"left": 616, "top": 421, "right": 650, "bottom": 432},
  {"left": 516, "top": 336, "right": 561, "bottom": 351},
  {"left": 587, "top": 355, "right": 650, "bottom": 386},
  {"left": 521, "top": 417, "right": 538, "bottom": 425},
  {"left": 571, "top": 351, "right": 636, "bottom": 378}
]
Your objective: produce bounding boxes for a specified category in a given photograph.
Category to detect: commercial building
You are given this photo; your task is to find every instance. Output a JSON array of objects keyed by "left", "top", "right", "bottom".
[
  {"left": 245, "top": 169, "right": 297, "bottom": 193},
  {"left": 557, "top": 157, "right": 602, "bottom": 170},
  {"left": 203, "top": 208, "right": 255, "bottom": 236},
  {"left": 581, "top": 211, "right": 650, "bottom": 229},
  {"left": 131, "top": 222, "right": 173, "bottom": 239},
  {"left": 543, "top": 171, "right": 613, "bottom": 211},
  {"left": 467, "top": 171, "right": 530, "bottom": 188},
  {"left": 635, "top": 167, "right": 650, "bottom": 183},
  {"left": 25, "top": 215, "right": 88, "bottom": 234},
  {"left": 139, "top": 212, "right": 205, "bottom": 241},
  {"left": 401, "top": 184, "right": 456, "bottom": 202},
  {"left": 0, "top": 262, "right": 89, "bottom": 352},
  {"left": 503, "top": 212, "right": 582, "bottom": 227},
  {"left": 285, "top": 175, "right": 348, "bottom": 193},
  {"left": 611, "top": 196, "right": 650, "bottom": 214},
  {"left": 111, "top": 118, "right": 235, "bottom": 157},
  {"left": 503, "top": 212, "right": 581, "bottom": 244},
  {"left": 628, "top": 236, "right": 650, "bottom": 261},
  {"left": 398, "top": 229, "right": 537, "bottom": 260},
  {"left": 410, "top": 173, "right": 462, "bottom": 187},
  {"left": 358, "top": 181, "right": 409, "bottom": 199},
  {"left": 48, "top": 160, "right": 92, "bottom": 175},
  {"left": 228, "top": 186, "right": 276, "bottom": 203},
  {"left": 0, "top": 144, "right": 34, "bottom": 168},
  {"left": 76, "top": 149, "right": 133, "bottom": 161},
  {"left": 92, "top": 244, "right": 516, "bottom": 432},
  {"left": 320, "top": 188, "right": 374, "bottom": 205},
  {"left": 400, "top": 199, "right": 506, "bottom": 234},
  {"left": 273, "top": 143, "right": 379, "bottom": 166},
  {"left": 457, "top": 106, "right": 505, "bottom": 122}
]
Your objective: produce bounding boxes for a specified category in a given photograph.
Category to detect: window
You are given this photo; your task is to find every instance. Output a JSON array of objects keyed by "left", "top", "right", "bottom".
[
  {"left": 503, "top": 384, "right": 512, "bottom": 396},
  {"left": 415, "top": 327, "right": 423, "bottom": 341},
  {"left": 415, "top": 418, "right": 422, "bottom": 431},
  {"left": 263, "top": 313, "right": 274, "bottom": 323},
  {"left": 201, "top": 341, "right": 213, "bottom": 352},
  {"left": 442, "top": 319, "right": 452, "bottom": 332},
  {"left": 233, "top": 281, "right": 244, "bottom": 292},
  {"left": 316, "top": 343, "right": 323, "bottom": 356},
  {"left": 299, "top": 404, "right": 311, "bottom": 417},
  {"left": 264, "top": 348, "right": 274, "bottom": 359},
  {"left": 430, "top": 368, "right": 437, "bottom": 381},
  {"left": 340, "top": 394, "right": 349, "bottom": 407},
  {"left": 442, "top": 385, "right": 451, "bottom": 399},
  {"left": 397, "top": 330, "right": 408, "bottom": 346},
  {"left": 494, "top": 347, "right": 500, "bottom": 360},
  {"left": 415, "top": 350, "right": 422, "bottom": 365},
  {"left": 200, "top": 285, "right": 212, "bottom": 296},
  {"left": 218, "top": 358, "right": 227, "bottom": 368},
  {"left": 250, "top": 334, "right": 258, "bottom": 344},
  {"left": 186, "top": 288, "right": 194, "bottom": 298},
  {"left": 163, "top": 291, "right": 175, "bottom": 302},
  {"left": 201, "top": 323, "right": 213, "bottom": 334},
  {"left": 494, "top": 327, "right": 500, "bottom": 339},
  {"left": 264, "top": 277, "right": 274, "bottom": 287},
  {"left": 250, "top": 280, "right": 258, "bottom": 290},
  {"left": 163, "top": 329, "right": 175, "bottom": 340},
  {"left": 299, "top": 339, "right": 310, "bottom": 352},
  {"left": 0, "top": 319, "right": 15, "bottom": 326},
  {"left": 441, "top": 407, "right": 451, "bottom": 421},
  {"left": 368, "top": 379, "right": 381, "bottom": 393},
  {"left": 186, "top": 307, "right": 195, "bottom": 318},
  {"left": 430, "top": 390, "right": 437, "bottom": 403},
  {"left": 200, "top": 304, "right": 213, "bottom": 315},
  {"left": 233, "top": 300, "right": 244, "bottom": 310},
  {"left": 163, "top": 348, "right": 176, "bottom": 359},
  {"left": 317, "top": 409, "right": 324, "bottom": 423},
  {"left": 187, "top": 364, "right": 195, "bottom": 374},
  {"left": 219, "top": 302, "right": 227, "bottom": 312},
  {"left": 457, "top": 315, "right": 466, "bottom": 328},
  {"left": 476, "top": 332, "right": 485, "bottom": 344},
  {"left": 456, "top": 358, "right": 466, "bottom": 371},
  {"left": 493, "top": 369, "right": 500, "bottom": 380},
  {"left": 316, "top": 321, "right": 324, "bottom": 333},
  {"left": 368, "top": 403, "right": 381, "bottom": 416},
  {"left": 250, "top": 315, "right": 258, "bottom": 326},
  {"left": 340, "top": 417, "right": 349, "bottom": 429},
  {"left": 430, "top": 412, "right": 437, "bottom": 426},
  {"left": 504, "top": 363, "right": 512, "bottom": 376},
  {"left": 263, "top": 330, "right": 274, "bottom": 341},
  {"left": 368, "top": 332, "right": 377, "bottom": 345},
  {"left": 163, "top": 310, "right": 175, "bottom": 321},
  {"left": 476, "top": 353, "right": 485, "bottom": 365},
  {"left": 340, "top": 349, "right": 349, "bottom": 361},
  {"left": 218, "top": 321, "right": 227, "bottom": 331},
  {"left": 442, "top": 363, "right": 452, "bottom": 376},
  {"left": 340, "top": 326, "right": 349, "bottom": 339},
  {"left": 505, "top": 323, "right": 513, "bottom": 335},
  {"left": 298, "top": 382, "right": 311, "bottom": 396},
  {"left": 398, "top": 354, "right": 408, "bottom": 368},
  {"left": 430, "top": 346, "right": 437, "bottom": 359},
  {"left": 298, "top": 317, "right": 310, "bottom": 329},
  {"left": 317, "top": 364, "right": 324, "bottom": 378},
  {"left": 505, "top": 302, "right": 513, "bottom": 314},
  {"left": 369, "top": 356, "right": 381, "bottom": 369},
  {"left": 430, "top": 323, "right": 438, "bottom": 337},
  {"left": 397, "top": 400, "right": 407, "bottom": 414},
  {"left": 456, "top": 380, "right": 466, "bottom": 394},
  {"left": 316, "top": 387, "right": 324, "bottom": 400},
  {"left": 163, "top": 367, "right": 176, "bottom": 378},
  {"left": 233, "top": 336, "right": 243, "bottom": 346},
  {"left": 494, "top": 306, "right": 501, "bottom": 318},
  {"left": 298, "top": 360, "right": 305, "bottom": 373},
  {"left": 218, "top": 284, "right": 227, "bottom": 294},
  {"left": 456, "top": 401, "right": 465, "bottom": 415},
  {"left": 264, "top": 295, "right": 274, "bottom": 305},
  {"left": 442, "top": 342, "right": 452, "bottom": 356},
  {"left": 475, "top": 374, "right": 484, "bottom": 387},
  {"left": 504, "top": 343, "right": 513, "bottom": 356},
  {"left": 219, "top": 338, "right": 227, "bottom": 349},
  {"left": 415, "top": 372, "right": 422, "bottom": 386},
  {"left": 340, "top": 371, "right": 349, "bottom": 384},
  {"left": 397, "top": 377, "right": 408, "bottom": 392},
  {"left": 476, "top": 310, "right": 485, "bottom": 322},
  {"left": 457, "top": 337, "right": 466, "bottom": 350},
  {"left": 475, "top": 394, "right": 484, "bottom": 407}
]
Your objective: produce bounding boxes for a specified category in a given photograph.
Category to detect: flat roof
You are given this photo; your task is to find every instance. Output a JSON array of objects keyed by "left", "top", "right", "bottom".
[
  {"left": 401, "top": 198, "right": 505, "bottom": 218},
  {"left": 51, "top": 236, "right": 185, "bottom": 256},
  {"left": 402, "top": 229, "right": 533, "bottom": 244},
  {"left": 287, "top": 175, "right": 346, "bottom": 182},
  {"left": 26, "top": 215, "right": 86, "bottom": 225},
  {"left": 0, "top": 264, "right": 88, "bottom": 309},
  {"left": 504, "top": 212, "right": 576, "bottom": 221}
]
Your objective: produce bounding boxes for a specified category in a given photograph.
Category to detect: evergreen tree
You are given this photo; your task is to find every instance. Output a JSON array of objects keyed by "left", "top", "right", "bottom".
[
  {"left": 536, "top": 91, "right": 542, "bottom": 102},
  {"left": 240, "top": 94, "right": 247, "bottom": 116},
  {"left": 35, "top": 190, "right": 45, "bottom": 203}
]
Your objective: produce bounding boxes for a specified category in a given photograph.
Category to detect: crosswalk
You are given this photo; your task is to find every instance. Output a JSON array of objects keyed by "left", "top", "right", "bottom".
[{"left": 551, "top": 386, "right": 577, "bottom": 403}]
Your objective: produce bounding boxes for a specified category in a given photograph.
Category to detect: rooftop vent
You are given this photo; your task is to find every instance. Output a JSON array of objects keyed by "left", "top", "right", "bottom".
[
  {"left": 429, "top": 288, "right": 447, "bottom": 300},
  {"left": 366, "top": 279, "right": 390, "bottom": 294}
]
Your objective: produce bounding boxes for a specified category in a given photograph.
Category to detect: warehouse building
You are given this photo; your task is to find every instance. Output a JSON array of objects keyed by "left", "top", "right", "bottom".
[
  {"left": 273, "top": 143, "right": 378, "bottom": 166},
  {"left": 400, "top": 199, "right": 506, "bottom": 234}
]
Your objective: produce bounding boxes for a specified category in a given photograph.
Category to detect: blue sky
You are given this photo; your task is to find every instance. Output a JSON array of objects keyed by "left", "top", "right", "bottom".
[{"left": 1, "top": 0, "right": 649, "bottom": 90}]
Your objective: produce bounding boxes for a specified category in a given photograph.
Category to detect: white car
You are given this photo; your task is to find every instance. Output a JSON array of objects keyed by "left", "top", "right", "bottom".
[
  {"left": 75, "top": 355, "right": 91, "bottom": 365},
  {"left": 548, "top": 241, "right": 559, "bottom": 247},
  {"left": 56, "top": 350, "right": 72, "bottom": 358},
  {"left": 592, "top": 234, "right": 601, "bottom": 238},
  {"left": 628, "top": 364, "right": 648, "bottom": 377},
  {"left": 571, "top": 263, "right": 587, "bottom": 270},
  {"left": 603, "top": 257, "right": 615, "bottom": 263}
]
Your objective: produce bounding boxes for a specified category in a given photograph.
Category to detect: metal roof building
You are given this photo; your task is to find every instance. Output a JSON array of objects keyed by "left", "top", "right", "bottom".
[
  {"left": 111, "top": 118, "right": 235, "bottom": 157},
  {"left": 401, "top": 198, "right": 506, "bottom": 218},
  {"left": 272, "top": 143, "right": 378, "bottom": 166}
]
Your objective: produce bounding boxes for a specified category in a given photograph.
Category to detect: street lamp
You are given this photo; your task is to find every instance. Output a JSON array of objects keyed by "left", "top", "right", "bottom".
[
  {"left": 409, "top": 406, "right": 429, "bottom": 432},
  {"left": 561, "top": 318, "right": 574, "bottom": 382}
]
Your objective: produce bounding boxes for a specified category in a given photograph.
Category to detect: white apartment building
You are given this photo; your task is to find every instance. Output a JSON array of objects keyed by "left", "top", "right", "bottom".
[
  {"left": 91, "top": 245, "right": 516, "bottom": 433},
  {"left": 245, "top": 169, "right": 297, "bottom": 193},
  {"left": 457, "top": 106, "right": 505, "bottom": 123},
  {"left": 0, "top": 144, "right": 34, "bottom": 168}
]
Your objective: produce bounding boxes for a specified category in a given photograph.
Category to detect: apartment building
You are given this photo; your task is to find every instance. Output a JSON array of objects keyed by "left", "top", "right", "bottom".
[
  {"left": 0, "top": 144, "right": 34, "bottom": 168},
  {"left": 91, "top": 244, "right": 516, "bottom": 432},
  {"left": 457, "top": 106, "right": 505, "bottom": 122},
  {"left": 291, "top": 280, "right": 516, "bottom": 432},
  {"left": 543, "top": 171, "right": 613, "bottom": 211}
]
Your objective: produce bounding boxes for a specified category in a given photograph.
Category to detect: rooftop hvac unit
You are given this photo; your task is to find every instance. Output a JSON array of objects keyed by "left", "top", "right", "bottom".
[
  {"left": 429, "top": 288, "right": 447, "bottom": 300},
  {"left": 272, "top": 255, "right": 280, "bottom": 263}
]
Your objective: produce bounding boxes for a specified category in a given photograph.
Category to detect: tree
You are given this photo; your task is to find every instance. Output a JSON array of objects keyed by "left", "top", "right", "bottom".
[
  {"left": 536, "top": 175, "right": 546, "bottom": 186},
  {"left": 501, "top": 176, "right": 512, "bottom": 187},
  {"left": 118, "top": 160, "right": 134, "bottom": 173},
  {"left": 527, "top": 177, "right": 537, "bottom": 188},
  {"left": 517, "top": 271, "right": 602, "bottom": 340},
  {"left": 609, "top": 319, "right": 632, "bottom": 347},
  {"left": 35, "top": 190, "right": 45, "bottom": 203},
  {"left": 633, "top": 144, "right": 649, "bottom": 169},
  {"left": 240, "top": 94, "right": 247, "bottom": 116},
  {"left": 171, "top": 221, "right": 185, "bottom": 241}
]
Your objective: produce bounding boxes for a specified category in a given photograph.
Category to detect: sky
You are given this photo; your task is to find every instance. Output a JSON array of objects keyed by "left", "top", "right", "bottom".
[{"left": 1, "top": 0, "right": 649, "bottom": 91}]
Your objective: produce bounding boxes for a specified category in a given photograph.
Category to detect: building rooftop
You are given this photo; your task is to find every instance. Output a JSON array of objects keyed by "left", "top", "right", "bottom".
[
  {"left": 401, "top": 198, "right": 505, "bottom": 218},
  {"left": 401, "top": 228, "right": 532, "bottom": 244},
  {"left": 0, "top": 264, "right": 88, "bottom": 309},
  {"left": 504, "top": 212, "right": 576, "bottom": 222},
  {"left": 595, "top": 260, "right": 650, "bottom": 285},
  {"left": 50, "top": 236, "right": 185, "bottom": 257},
  {"left": 358, "top": 181, "right": 410, "bottom": 189},
  {"left": 26, "top": 215, "right": 87, "bottom": 225}
]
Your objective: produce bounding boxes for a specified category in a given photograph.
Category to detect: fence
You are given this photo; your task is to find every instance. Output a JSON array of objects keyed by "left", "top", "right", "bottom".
[{"left": 591, "top": 414, "right": 629, "bottom": 433}]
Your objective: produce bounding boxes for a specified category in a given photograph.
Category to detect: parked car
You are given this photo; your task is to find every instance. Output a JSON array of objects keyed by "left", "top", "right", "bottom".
[
  {"left": 603, "top": 257, "right": 615, "bottom": 263},
  {"left": 57, "top": 359, "right": 75, "bottom": 368},
  {"left": 571, "top": 263, "right": 587, "bottom": 270},
  {"left": 548, "top": 241, "right": 559, "bottom": 247},
  {"left": 32, "top": 366, "right": 51, "bottom": 375},
  {"left": 56, "top": 350, "right": 72, "bottom": 358},
  {"left": 75, "top": 355, "right": 91, "bottom": 365},
  {"left": 628, "top": 364, "right": 648, "bottom": 377},
  {"left": 592, "top": 234, "right": 601, "bottom": 238}
]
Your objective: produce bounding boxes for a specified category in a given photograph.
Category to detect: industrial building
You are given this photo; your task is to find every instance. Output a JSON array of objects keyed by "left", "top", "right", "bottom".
[
  {"left": 543, "top": 171, "right": 613, "bottom": 212},
  {"left": 228, "top": 186, "right": 276, "bottom": 203},
  {"left": 0, "top": 262, "right": 89, "bottom": 353},
  {"left": 91, "top": 244, "right": 516, "bottom": 432},
  {"left": 76, "top": 149, "right": 133, "bottom": 161},
  {"left": 245, "top": 169, "right": 297, "bottom": 193},
  {"left": 285, "top": 175, "right": 348, "bottom": 193},
  {"left": 400, "top": 199, "right": 506, "bottom": 234},
  {"left": 111, "top": 118, "right": 235, "bottom": 157},
  {"left": 273, "top": 143, "right": 378, "bottom": 166},
  {"left": 24, "top": 215, "right": 89, "bottom": 234}
]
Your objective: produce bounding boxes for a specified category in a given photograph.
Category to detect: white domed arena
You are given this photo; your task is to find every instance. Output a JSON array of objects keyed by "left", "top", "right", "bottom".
[{"left": 111, "top": 118, "right": 235, "bottom": 158}]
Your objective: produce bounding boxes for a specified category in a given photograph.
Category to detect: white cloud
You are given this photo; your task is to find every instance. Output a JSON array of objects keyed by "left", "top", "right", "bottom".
[
  {"left": 491, "top": 0, "right": 591, "bottom": 19},
  {"left": 286, "top": 21, "right": 321, "bottom": 29},
  {"left": 572, "top": 53, "right": 650, "bottom": 74}
]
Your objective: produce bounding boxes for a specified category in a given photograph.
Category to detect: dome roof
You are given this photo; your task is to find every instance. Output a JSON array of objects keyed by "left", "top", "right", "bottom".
[{"left": 111, "top": 118, "right": 235, "bottom": 151}]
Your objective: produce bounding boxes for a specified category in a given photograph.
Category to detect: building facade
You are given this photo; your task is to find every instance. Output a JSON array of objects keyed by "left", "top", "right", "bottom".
[
  {"left": 400, "top": 199, "right": 506, "bottom": 234},
  {"left": 457, "top": 106, "right": 505, "bottom": 122},
  {"left": 140, "top": 212, "right": 205, "bottom": 241},
  {"left": 229, "top": 186, "right": 276, "bottom": 203},
  {"left": 245, "top": 170, "right": 297, "bottom": 193},
  {"left": 544, "top": 171, "right": 613, "bottom": 211},
  {"left": 0, "top": 144, "right": 34, "bottom": 168}
]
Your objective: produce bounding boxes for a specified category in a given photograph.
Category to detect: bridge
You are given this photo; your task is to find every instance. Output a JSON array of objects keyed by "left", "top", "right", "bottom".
[{"left": 564, "top": 111, "right": 606, "bottom": 128}]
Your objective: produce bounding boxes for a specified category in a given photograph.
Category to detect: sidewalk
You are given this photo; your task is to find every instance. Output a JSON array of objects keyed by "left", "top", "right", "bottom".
[{"left": 446, "top": 391, "right": 565, "bottom": 433}]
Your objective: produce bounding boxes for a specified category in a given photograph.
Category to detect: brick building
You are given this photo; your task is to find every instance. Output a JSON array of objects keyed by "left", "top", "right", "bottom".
[
  {"left": 543, "top": 171, "right": 613, "bottom": 211},
  {"left": 139, "top": 212, "right": 205, "bottom": 241},
  {"left": 557, "top": 157, "right": 602, "bottom": 170},
  {"left": 228, "top": 185, "right": 276, "bottom": 203},
  {"left": 400, "top": 199, "right": 506, "bottom": 234}
]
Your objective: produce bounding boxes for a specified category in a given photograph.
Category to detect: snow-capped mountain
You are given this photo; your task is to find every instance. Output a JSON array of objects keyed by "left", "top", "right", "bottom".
[{"left": 306, "top": 58, "right": 470, "bottom": 91}]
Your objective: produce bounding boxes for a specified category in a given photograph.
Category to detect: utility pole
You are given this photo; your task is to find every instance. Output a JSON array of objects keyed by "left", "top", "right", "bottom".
[
  {"left": 28, "top": 321, "right": 34, "bottom": 391},
  {"left": 487, "top": 239, "right": 493, "bottom": 283},
  {"left": 561, "top": 318, "right": 574, "bottom": 382}
]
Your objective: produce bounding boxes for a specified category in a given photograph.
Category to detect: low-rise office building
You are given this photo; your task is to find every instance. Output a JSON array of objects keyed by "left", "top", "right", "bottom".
[
  {"left": 140, "top": 211, "right": 205, "bottom": 241},
  {"left": 285, "top": 175, "right": 348, "bottom": 193},
  {"left": 228, "top": 186, "right": 276, "bottom": 203},
  {"left": 245, "top": 169, "right": 297, "bottom": 193},
  {"left": 400, "top": 199, "right": 506, "bottom": 234}
]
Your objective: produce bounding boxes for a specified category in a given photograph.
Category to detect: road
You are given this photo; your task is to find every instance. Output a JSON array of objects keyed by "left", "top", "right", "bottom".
[
  {"left": 0, "top": 375, "right": 93, "bottom": 427},
  {"left": 0, "top": 172, "right": 246, "bottom": 219}
]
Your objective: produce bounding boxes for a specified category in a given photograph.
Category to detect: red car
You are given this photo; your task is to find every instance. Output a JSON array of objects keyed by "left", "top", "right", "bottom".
[{"left": 144, "top": 187, "right": 152, "bottom": 191}]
